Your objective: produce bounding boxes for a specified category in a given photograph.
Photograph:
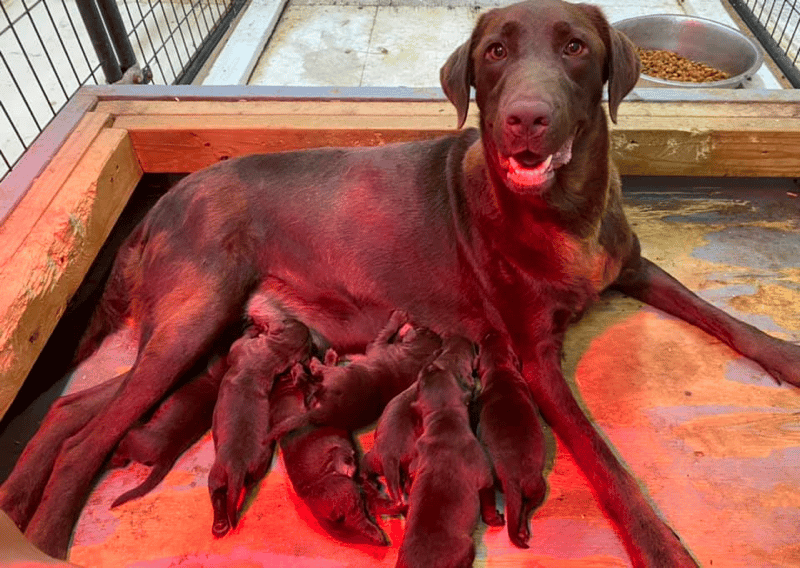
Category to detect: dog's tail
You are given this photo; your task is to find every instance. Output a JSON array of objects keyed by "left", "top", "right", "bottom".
[
  {"left": 73, "top": 224, "right": 144, "bottom": 365},
  {"left": 110, "top": 460, "right": 173, "bottom": 509}
]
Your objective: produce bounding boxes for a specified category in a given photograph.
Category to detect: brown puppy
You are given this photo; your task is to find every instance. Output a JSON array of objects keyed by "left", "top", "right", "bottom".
[
  {"left": 271, "top": 365, "right": 388, "bottom": 546},
  {"left": 267, "top": 310, "right": 442, "bottom": 441},
  {"left": 209, "top": 316, "right": 313, "bottom": 537},
  {"left": 361, "top": 382, "right": 419, "bottom": 509},
  {"left": 476, "top": 330, "right": 547, "bottom": 548},
  {"left": 8, "top": 2, "right": 799, "bottom": 563},
  {"left": 109, "top": 356, "right": 226, "bottom": 508},
  {"left": 397, "top": 337, "right": 502, "bottom": 568}
]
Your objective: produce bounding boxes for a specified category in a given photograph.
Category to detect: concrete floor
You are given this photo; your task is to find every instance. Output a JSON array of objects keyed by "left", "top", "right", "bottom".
[
  {"left": 201, "top": 0, "right": 786, "bottom": 89},
  {"left": 10, "top": 178, "right": 795, "bottom": 568}
]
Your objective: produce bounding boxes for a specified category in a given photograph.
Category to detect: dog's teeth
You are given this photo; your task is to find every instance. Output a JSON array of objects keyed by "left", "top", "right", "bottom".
[{"left": 541, "top": 154, "right": 553, "bottom": 170}]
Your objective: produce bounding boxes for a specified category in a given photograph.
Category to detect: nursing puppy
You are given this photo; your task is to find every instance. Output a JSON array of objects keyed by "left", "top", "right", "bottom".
[
  {"left": 272, "top": 364, "right": 389, "bottom": 546},
  {"left": 209, "top": 317, "right": 313, "bottom": 537},
  {"left": 268, "top": 310, "right": 442, "bottom": 441},
  {"left": 361, "top": 382, "right": 419, "bottom": 510},
  {"left": 110, "top": 355, "right": 226, "bottom": 508},
  {"left": 397, "top": 337, "right": 502, "bottom": 568},
  {"left": 476, "top": 330, "right": 547, "bottom": 548}
]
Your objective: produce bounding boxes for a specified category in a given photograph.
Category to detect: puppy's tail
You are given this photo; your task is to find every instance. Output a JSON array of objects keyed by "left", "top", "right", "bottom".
[
  {"left": 266, "top": 413, "right": 311, "bottom": 445},
  {"left": 110, "top": 461, "right": 173, "bottom": 508},
  {"left": 73, "top": 224, "right": 144, "bottom": 365}
]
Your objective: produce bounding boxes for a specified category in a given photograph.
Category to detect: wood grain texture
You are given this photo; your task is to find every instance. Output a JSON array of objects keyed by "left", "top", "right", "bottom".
[
  {"left": 101, "top": 99, "right": 800, "bottom": 176},
  {"left": 0, "top": 129, "right": 142, "bottom": 419}
]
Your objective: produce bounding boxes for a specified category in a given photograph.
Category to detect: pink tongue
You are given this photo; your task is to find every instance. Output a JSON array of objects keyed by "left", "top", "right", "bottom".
[{"left": 508, "top": 154, "right": 553, "bottom": 187}]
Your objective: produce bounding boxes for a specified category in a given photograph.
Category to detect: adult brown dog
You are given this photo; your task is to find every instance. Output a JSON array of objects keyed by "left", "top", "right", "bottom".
[{"left": 3, "top": 0, "right": 799, "bottom": 564}]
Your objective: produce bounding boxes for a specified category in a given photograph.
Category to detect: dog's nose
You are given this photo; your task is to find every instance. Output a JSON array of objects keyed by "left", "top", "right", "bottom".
[{"left": 505, "top": 100, "right": 552, "bottom": 138}]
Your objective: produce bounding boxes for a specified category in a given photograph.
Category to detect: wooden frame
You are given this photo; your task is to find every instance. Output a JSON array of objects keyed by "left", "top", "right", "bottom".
[{"left": 1, "top": 85, "right": 800, "bottom": 419}]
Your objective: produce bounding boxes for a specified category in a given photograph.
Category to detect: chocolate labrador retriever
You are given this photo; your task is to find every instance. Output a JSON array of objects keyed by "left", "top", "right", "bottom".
[
  {"left": 270, "top": 365, "right": 389, "bottom": 546},
  {"left": 209, "top": 316, "right": 313, "bottom": 536},
  {"left": 267, "top": 311, "right": 442, "bottom": 440},
  {"left": 476, "top": 330, "right": 546, "bottom": 549},
  {"left": 361, "top": 382, "right": 420, "bottom": 509},
  {"left": 4, "top": 0, "right": 799, "bottom": 564},
  {"left": 110, "top": 356, "right": 225, "bottom": 508},
  {"left": 397, "top": 336, "right": 502, "bottom": 568}
]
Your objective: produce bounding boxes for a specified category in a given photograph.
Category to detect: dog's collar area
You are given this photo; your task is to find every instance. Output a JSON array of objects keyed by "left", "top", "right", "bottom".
[{"left": 500, "top": 135, "right": 574, "bottom": 191}]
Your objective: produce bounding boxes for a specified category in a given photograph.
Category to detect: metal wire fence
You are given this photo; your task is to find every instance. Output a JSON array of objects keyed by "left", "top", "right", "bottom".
[
  {"left": 727, "top": 0, "right": 800, "bottom": 86},
  {"left": 1, "top": 0, "right": 247, "bottom": 181}
]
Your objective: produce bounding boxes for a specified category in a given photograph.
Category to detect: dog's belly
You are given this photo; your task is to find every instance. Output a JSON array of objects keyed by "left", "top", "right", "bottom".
[{"left": 249, "top": 266, "right": 480, "bottom": 352}]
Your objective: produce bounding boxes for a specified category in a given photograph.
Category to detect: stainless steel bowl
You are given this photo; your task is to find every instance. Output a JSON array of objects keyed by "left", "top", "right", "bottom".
[{"left": 613, "top": 14, "right": 763, "bottom": 88}]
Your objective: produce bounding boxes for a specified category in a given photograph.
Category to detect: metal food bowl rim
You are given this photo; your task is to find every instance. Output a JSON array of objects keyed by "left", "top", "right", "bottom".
[{"left": 612, "top": 13, "right": 764, "bottom": 88}]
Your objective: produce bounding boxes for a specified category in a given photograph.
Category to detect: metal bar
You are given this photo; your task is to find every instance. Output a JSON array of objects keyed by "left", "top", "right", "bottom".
[
  {"left": 95, "top": 0, "right": 138, "bottom": 71},
  {"left": 174, "top": 0, "right": 247, "bottom": 84},
  {"left": 143, "top": 0, "right": 177, "bottom": 80},
  {"left": 41, "top": 0, "right": 83, "bottom": 87},
  {"left": 726, "top": 0, "right": 800, "bottom": 87},
  {"left": 75, "top": 0, "right": 122, "bottom": 82},
  {"left": 0, "top": 97, "right": 27, "bottom": 151},
  {"left": 165, "top": 0, "right": 193, "bottom": 61},
  {"left": 19, "top": 0, "right": 70, "bottom": 104},
  {"left": 0, "top": 25, "right": 45, "bottom": 131},
  {"left": 60, "top": 0, "right": 101, "bottom": 84}
]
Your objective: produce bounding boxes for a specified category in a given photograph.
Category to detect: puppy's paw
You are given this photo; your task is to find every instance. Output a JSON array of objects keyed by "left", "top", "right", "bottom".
[{"left": 207, "top": 459, "right": 246, "bottom": 537}]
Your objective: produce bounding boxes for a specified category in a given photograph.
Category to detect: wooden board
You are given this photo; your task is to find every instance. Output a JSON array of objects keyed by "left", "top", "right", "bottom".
[
  {"left": 0, "top": 128, "right": 142, "bottom": 418},
  {"left": 95, "top": 98, "right": 800, "bottom": 176}
]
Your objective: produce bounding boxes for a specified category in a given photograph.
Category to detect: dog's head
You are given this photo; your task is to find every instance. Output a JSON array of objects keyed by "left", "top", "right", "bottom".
[{"left": 440, "top": 0, "right": 639, "bottom": 195}]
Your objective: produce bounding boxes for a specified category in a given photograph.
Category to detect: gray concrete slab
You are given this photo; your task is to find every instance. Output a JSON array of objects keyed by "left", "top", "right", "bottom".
[{"left": 246, "top": 0, "right": 784, "bottom": 89}]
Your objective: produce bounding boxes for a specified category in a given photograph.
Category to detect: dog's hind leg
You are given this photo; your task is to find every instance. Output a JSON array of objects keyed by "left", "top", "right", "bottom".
[
  {"left": 524, "top": 337, "right": 699, "bottom": 568},
  {"left": 0, "top": 374, "right": 125, "bottom": 531},
  {"left": 614, "top": 255, "right": 800, "bottom": 388},
  {"left": 23, "top": 277, "right": 250, "bottom": 559}
]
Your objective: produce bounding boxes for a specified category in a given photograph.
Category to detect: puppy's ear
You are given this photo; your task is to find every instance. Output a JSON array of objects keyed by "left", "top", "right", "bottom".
[
  {"left": 441, "top": 15, "right": 485, "bottom": 129},
  {"left": 581, "top": 4, "right": 640, "bottom": 124}
]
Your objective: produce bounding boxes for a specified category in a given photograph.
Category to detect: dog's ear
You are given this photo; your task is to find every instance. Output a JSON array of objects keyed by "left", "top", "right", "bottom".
[
  {"left": 440, "top": 40, "right": 473, "bottom": 129},
  {"left": 441, "top": 13, "right": 488, "bottom": 130},
  {"left": 581, "top": 4, "right": 641, "bottom": 124},
  {"left": 606, "top": 28, "right": 640, "bottom": 123}
]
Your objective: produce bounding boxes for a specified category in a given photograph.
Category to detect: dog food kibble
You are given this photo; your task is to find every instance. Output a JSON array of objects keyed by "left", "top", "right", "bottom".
[{"left": 636, "top": 47, "right": 730, "bottom": 82}]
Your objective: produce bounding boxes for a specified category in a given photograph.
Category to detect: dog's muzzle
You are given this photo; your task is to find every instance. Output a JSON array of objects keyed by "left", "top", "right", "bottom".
[{"left": 499, "top": 135, "right": 574, "bottom": 192}]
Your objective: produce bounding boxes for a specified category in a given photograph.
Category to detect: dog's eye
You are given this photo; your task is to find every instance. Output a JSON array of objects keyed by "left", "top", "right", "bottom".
[
  {"left": 565, "top": 39, "right": 585, "bottom": 56},
  {"left": 486, "top": 42, "right": 507, "bottom": 61}
]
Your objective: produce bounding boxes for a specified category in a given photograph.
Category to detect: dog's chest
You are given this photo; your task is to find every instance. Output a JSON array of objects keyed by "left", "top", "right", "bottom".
[
  {"left": 554, "top": 231, "right": 623, "bottom": 292},
  {"left": 485, "top": 228, "right": 621, "bottom": 343}
]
